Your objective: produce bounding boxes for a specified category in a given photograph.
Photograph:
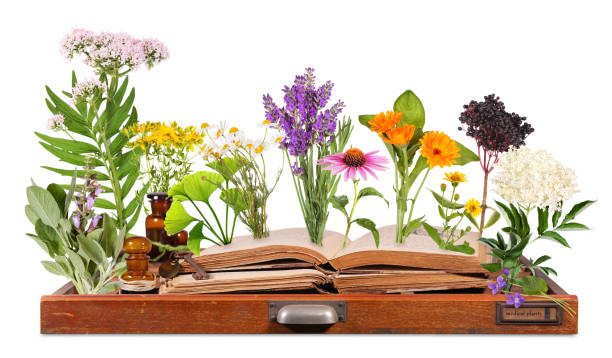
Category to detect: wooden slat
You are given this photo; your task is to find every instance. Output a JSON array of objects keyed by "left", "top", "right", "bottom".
[{"left": 41, "top": 292, "right": 578, "bottom": 334}]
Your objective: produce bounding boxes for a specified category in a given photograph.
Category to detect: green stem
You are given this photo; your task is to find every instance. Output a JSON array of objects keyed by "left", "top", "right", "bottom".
[
  {"left": 406, "top": 167, "right": 431, "bottom": 238},
  {"left": 205, "top": 201, "right": 227, "bottom": 242},
  {"left": 343, "top": 180, "right": 359, "bottom": 247}
]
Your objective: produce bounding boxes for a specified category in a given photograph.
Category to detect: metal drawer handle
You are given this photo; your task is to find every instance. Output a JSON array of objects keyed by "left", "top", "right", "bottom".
[
  {"left": 276, "top": 304, "right": 338, "bottom": 325},
  {"left": 269, "top": 301, "right": 346, "bottom": 325}
]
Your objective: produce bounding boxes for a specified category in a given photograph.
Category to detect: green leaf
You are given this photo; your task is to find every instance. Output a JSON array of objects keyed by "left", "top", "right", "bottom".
[
  {"left": 422, "top": 222, "right": 443, "bottom": 246},
  {"left": 41, "top": 260, "right": 65, "bottom": 277},
  {"left": 444, "top": 241, "right": 475, "bottom": 255},
  {"left": 98, "top": 281, "right": 122, "bottom": 294},
  {"left": 106, "top": 88, "right": 135, "bottom": 137},
  {"left": 552, "top": 209, "right": 562, "bottom": 227},
  {"left": 126, "top": 201, "right": 144, "bottom": 233},
  {"left": 77, "top": 234, "right": 107, "bottom": 267},
  {"left": 533, "top": 255, "right": 552, "bottom": 266},
  {"left": 207, "top": 157, "right": 244, "bottom": 178},
  {"left": 27, "top": 234, "right": 50, "bottom": 255},
  {"left": 66, "top": 249, "right": 86, "bottom": 274},
  {"left": 99, "top": 213, "right": 117, "bottom": 258},
  {"left": 110, "top": 107, "right": 138, "bottom": 155},
  {"left": 404, "top": 156, "right": 429, "bottom": 190},
  {"left": 402, "top": 216, "right": 425, "bottom": 238},
  {"left": 358, "top": 114, "right": 375, "bottom": 129},
  {"left": 537, "top": 207, "right": 549, "bottom": 235},
  {"left": 330, "top": 195, "right": 349, "bottom": 217},
  {"left": 187, "top": 221, "right": 206, "bottom": 255},
  {"left": 164, "top": 201, "right": 197, "bottom": 235},
  {"left": 35, "top": 132, "right": 99, "bottom": 154},
  {"left": 45, "top": 86, "right": 92, "bottom": 138},
  {"left": 356, "top": 187, "right": 389, "bottom": 207},
  {"left": 516, "top": 276, "right": 548, "bottom": 295},
  {"left": 121, "top": 170, "right": 139, "bottom": 199},
  {"left": 453, "top": 141, "right": 479, "bottom": 165},
  {"left": 26, "top": 185, "right": 61, "bottom": 227},
  {"left": 94, "top": 198, "right": 116, "bottom": 210},
  {"left": 429, "top": 189, "right": 464, "bottom": 209},
  {"left": 561, "top": 200, "right": 596, "bottom": 225},
  {"left": 465, "top": 211, "right": 480, "bottom": 231},
  {"left": 540, "top": 231, "right": 570, "bottom": 248},
  {"left": 39, "top": 142, "right": 103, "bottom": 167},
  {"left": 35, "top": 219, "right": 63, "bottom": 256},
  {"left": 393, "top": 90, "right": 425, "bottom": 128},
  {"left": 183, "top": 171, "right": 225, "bottom": 203},
  {"left": 220, "top": 188, "right": 248, "bottom": 212},
  {"left": 354, "top": 218, "right": 380, "bottom": 248},
  {"left": 484, "top": 210, "right": 501, "bottom": 229},
  {"left": 42, "top": 166, "right": 110, "bottom": 181},
  {"left": 168, "top": 181, "right": 189, "bottom": 202},
  {"left": 481, "top": 262, "right": 502, "bottom": 273},
  {"left": 557, "top": 222, "right": 589, "bottom": 231},
  {"left": 46, "top": 183, "right": 67, "bottom": 218},
  {"left": 25, "top": 205, "right": 40, "bottom": 225}
]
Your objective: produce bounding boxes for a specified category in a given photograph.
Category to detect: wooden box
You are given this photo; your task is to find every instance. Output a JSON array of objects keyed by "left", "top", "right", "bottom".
[{"left": 40, "top": 265, "right": 577, "bottom": 334}]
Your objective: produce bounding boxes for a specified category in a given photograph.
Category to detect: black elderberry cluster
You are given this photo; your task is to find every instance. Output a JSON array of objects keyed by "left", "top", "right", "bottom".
[{"left": 458, "top": 94, "right": 534, "bottom": 153}]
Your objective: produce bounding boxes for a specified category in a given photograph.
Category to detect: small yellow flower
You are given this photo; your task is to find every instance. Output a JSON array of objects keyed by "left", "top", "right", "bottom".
[
  {"left": 465, "top": 198, "right": 482, "bottom": 217},
  {"left": 229, "top": 127, "right": 239, "bottom": 134},
  {"left": 201, "top": 122, "right": 210, "bottom": 129},
  {"left": 254, "top": 144, "right": 265, "bottom": 154},
  {"left": 444, "top": 171, "right": 467, "bottom": 185},
  {"left": 262, "top": 119, "right": 271, "bottom": 125}
]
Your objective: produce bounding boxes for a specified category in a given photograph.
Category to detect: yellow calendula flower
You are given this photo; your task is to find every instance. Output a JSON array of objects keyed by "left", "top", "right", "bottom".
[
  {"left": 465, "top": 198, "right": 482, "bottom": 217},
  {"left": 444, "top": 171, "right": 467, "bottom": 185}
]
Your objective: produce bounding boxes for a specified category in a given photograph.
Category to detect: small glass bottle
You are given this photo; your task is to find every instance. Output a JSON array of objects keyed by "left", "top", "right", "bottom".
[{"left": 145, "top": 192, "right": 173, "bottom": 260}]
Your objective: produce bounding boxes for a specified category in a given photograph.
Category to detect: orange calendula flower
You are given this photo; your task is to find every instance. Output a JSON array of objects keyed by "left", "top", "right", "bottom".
[
  {"left": 368, "top": 111, "right": 402, "bottom": 133},
  {"left": 419, "top": 131, "right": 461, "bottom": 168},
  {"left": 383, "top": 124, "right": 416, "bottom": 145}
]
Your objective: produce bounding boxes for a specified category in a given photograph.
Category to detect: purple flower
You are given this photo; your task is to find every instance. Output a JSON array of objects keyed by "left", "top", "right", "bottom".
[
  {"left": 506, "top": 292, "right": 525, "bottom": 308},
  {"left": 86, "top": 194, "right": 96, "bottom": 211},
  {"left": 488, "top": 275, "right": 507, "bottom": 295},
  {"left": 502, "top": 268, "right": 510, "bottom": 276},
  {"left": 72, "top": 213, "right": 81, "bottom": 228},
  {"left": 88, "top": 215, "right": 102, "bottom": 232},
  {"left": 263, "top": 68, "right": 344, "bottom": 160},
  {"left": 291, "top": 162, "right": 304, "bottom": 176}
]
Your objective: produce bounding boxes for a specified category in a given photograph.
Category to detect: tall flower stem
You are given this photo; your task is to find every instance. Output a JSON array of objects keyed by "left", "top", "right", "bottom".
[
  {"left": 479, "top": 170, "right": 489, "bottom": 236},
  {"left": 343, "top": 179, "right": 359, "bottom": 247},
  {"left": 405, "top": 167, "right": 430, "bottom": 241}
]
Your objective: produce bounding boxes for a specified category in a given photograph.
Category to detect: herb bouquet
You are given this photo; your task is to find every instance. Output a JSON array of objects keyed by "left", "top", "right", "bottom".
[{"left": 263, "top": 68, "right": 353, "bottom": 245}]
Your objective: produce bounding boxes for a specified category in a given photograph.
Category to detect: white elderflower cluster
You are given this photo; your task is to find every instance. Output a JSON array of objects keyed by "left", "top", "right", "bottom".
[{"left": 493, "top": 147, "right": 578, "bottom": 210}]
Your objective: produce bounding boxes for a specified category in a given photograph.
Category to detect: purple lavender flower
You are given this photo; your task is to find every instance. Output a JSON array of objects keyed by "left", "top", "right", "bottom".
[
  {"left": 488, "top": 275, "right": 507, "bottom": 295},
  {"left": 506, "top": 292, "right": 525, "bottom": 308},
  {"left": 262, "top": 68, "right": 344, "bottom": 159},
  {"left": 291, "top": 162, "right": 304, "bottom": 176}
]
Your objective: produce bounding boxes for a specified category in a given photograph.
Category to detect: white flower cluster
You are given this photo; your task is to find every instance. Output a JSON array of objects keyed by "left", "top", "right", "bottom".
[
  {"left": 493, "top": 147, "right": 578, "bottom": 210},
  {"left": 201, "top": 120, "right": 282, "bottom": 159},
  {"left": 72, "top": 78, "right": 107, "bottom": 104},
  {"left": 47, "top": 114, "right": 65, "bottom": 131}
]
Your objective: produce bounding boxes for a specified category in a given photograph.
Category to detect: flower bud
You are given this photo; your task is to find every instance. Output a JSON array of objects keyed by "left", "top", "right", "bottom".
[
  {"left": 440, "top": 183, "right": 447, "bottom": 192},
  {"left": 454, "top": 193, "right": 460, "bottom": 201}
]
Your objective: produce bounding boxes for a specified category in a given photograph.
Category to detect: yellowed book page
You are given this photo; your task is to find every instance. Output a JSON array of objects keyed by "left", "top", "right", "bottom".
[
  {"left": 198, "top": 228, "right": 345, "bottom": 261},
  {"left": 334, "top": 225, "right": 481, "bottom": 258}
]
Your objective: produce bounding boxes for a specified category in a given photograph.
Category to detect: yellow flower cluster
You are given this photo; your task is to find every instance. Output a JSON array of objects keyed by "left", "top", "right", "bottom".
[{"left": 123, "top": 121, "right": 203, "bottom": 152}]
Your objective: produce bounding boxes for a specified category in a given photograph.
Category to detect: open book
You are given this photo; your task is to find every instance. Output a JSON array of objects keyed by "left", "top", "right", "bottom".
[{"left": 182, "top": 225, "right": 489, "bottom": 274}]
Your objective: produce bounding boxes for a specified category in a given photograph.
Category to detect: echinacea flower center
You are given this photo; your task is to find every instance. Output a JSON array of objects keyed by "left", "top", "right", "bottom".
[{"left": 343, "top": 148, "right": 366, "bottom": 168}]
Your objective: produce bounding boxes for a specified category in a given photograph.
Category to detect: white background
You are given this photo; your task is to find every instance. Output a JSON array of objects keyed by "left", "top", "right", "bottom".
[{"left": 1, "top": 0, "right": 610, "bottom": 356}]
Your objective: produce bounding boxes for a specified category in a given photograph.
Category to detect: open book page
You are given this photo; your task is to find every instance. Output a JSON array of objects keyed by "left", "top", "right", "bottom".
[
  {"left": 186, "top": 228, "right": 346, "bottom": 269},
  {"left": 329, "top": 225, "right": 487, "bottom": 272}
]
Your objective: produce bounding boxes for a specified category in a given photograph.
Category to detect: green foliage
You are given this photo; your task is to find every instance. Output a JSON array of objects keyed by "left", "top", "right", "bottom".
[
  {"left": 25, "top": 180, "right": 125, "bottom": 294},
  {"left": 41, "top": 71, "right": 145, "bottom": 233},
  {"left": 165, "top": 170, "right": 239, "bottom": 252},
  {"left": 330, "top": 179, "right": 387, "bottom": 248},
  {"left": 359, "top": 90, "right": 478, "bottom": 243}
]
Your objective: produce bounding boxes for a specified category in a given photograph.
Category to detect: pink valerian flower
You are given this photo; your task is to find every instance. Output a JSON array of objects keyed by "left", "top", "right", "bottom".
[
  {"left": 72, "top": 78, "right": 107, "bottom": 104},
  {"left": 47, "top": 114, "right": 65, "bottom": 131},
  {"left": 141, "top": 38, "right": 169, "bottom": 68},
  {"left": 318, "top": 148, "right": 388, "bottom": 181},
  {"left": 60, "top": 29, "right": 169, "bottom": 72}
]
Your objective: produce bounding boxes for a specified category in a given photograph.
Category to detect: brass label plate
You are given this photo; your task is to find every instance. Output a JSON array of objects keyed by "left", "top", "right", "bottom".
[{"left": 496, "top": 302, "right": 563, "bottom": 325}]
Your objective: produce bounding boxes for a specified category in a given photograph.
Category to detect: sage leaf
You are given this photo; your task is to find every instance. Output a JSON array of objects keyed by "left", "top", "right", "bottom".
[
  {"left": 41, "top": 260, "right": 65, "bottom": 277},
  {"left": 27, "top": 185, "right": 61, "bottom": 228},
  {"left": 77, "top": 234, "right": 107, "bottom": 267}
]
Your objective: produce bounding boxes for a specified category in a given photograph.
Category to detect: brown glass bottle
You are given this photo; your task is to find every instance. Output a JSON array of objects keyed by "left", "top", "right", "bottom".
[
  {"left": 145, "top": 192, "right": 173, "bottom": 260},
  {"left": 120, "top": 236, "right": 155, "bottom": 282}
]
